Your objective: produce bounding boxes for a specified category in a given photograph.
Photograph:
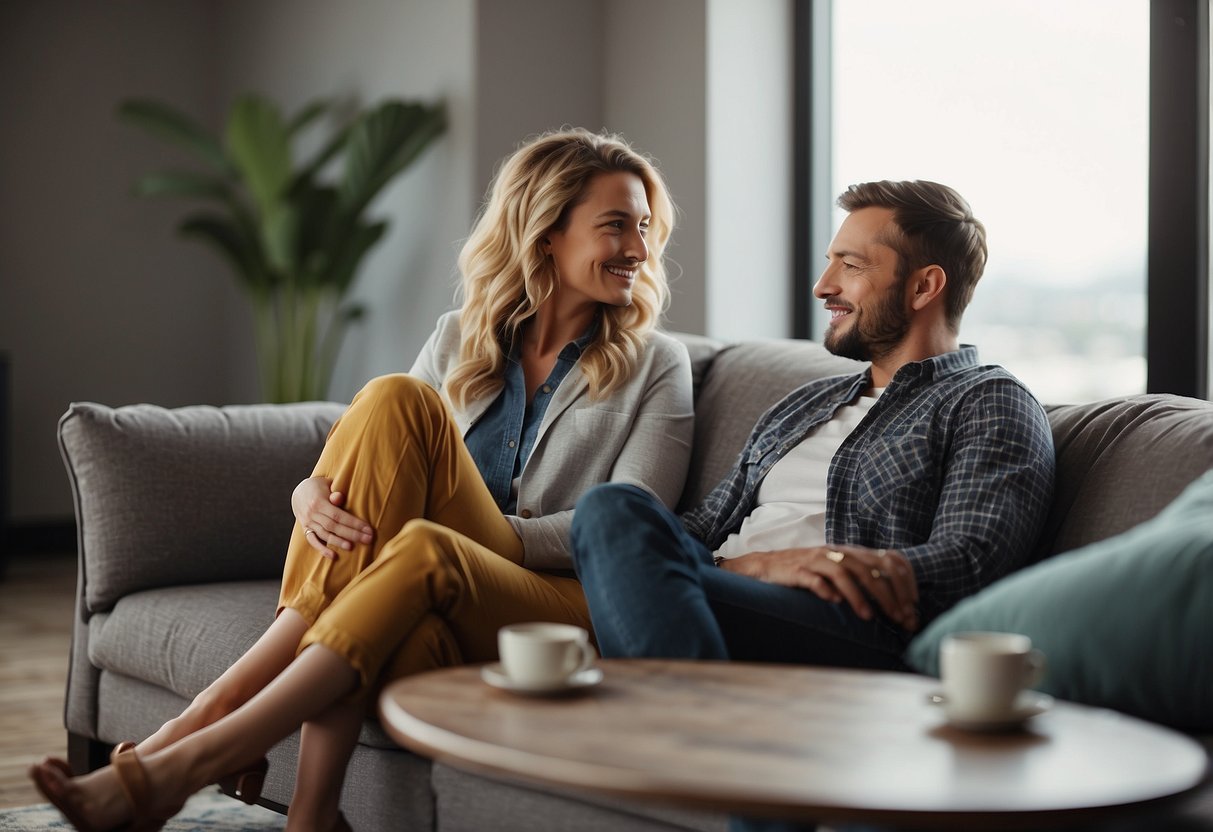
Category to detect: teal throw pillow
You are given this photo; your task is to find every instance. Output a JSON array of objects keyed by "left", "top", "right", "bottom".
[{"left": 905, "top": 469, "right": 1213, "bottom": 731}]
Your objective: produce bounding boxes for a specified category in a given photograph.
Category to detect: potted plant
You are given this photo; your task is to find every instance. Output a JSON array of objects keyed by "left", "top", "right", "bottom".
[{"left": 119, "top": 93, "right": 446, "bottom": 402}]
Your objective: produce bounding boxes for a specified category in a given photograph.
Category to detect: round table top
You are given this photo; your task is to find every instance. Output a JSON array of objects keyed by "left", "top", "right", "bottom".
[{"left": 379, "top": 659, "right": 1209, "bottom": 827}]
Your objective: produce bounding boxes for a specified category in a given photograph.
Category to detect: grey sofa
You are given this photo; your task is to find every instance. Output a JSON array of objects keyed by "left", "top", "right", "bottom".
[{"left": 58, "top": 334, "right": 1213, "bottom": 831}]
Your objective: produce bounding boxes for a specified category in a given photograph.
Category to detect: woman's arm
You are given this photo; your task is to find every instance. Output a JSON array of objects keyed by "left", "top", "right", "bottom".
[{"left": 508, "top": 336, "right": 695, "bottom": 570}]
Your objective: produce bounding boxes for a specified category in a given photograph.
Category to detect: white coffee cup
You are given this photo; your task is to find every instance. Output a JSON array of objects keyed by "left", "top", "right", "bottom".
[
  {"left": 939, "top": 631, "right": 1046, "bottom": 721},
  {"left": 498, "top": 622, "right": 596, "bottom": 687}
]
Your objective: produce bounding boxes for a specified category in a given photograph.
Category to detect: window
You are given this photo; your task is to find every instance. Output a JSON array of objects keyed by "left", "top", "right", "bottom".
[
  {"left": 800, "top": 0, "right": 1208, "bottom": 405},
  {"left": 825, "top": 0, "right": 1150, "bottom": 404}
]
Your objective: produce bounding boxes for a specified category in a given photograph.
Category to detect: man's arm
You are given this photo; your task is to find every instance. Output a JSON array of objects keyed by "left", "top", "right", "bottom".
[{"left": 897, "top": 378, "right": 1055, "bottom": 618}]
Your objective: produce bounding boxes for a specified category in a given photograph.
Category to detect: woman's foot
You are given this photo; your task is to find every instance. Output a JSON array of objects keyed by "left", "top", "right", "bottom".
[
  {"left": 29, "top": 749, "right": 191, "bottom": 832},
  {"left": 111, "top": 740, "right": 269, "bottom": 806}
]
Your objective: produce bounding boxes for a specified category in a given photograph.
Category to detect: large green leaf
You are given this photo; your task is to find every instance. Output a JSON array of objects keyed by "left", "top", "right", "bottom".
[
  {"left": 261, "top": 204, "right": 300, "bottom": 275},
  {"left": 178, "top": 211, "right": 273, "bottom": 292},
  {"left": 287, "top": 98, "right": 330, "bottom": 137},
  {"left": 224, "top": 95, "right": 292, "bottom": 219},
  {"left": 325, "top": 219, "right": 389, "bottom": 293},
  {"left": 288, "top": 120, "right": 355, "bottom": 199},
  {"left": 177, "top": 212, "right": 259, "bottom": 289},
  {"left": 117, "top": 99, "right": 232, "bottom": 174},
  {"left": 290, "top": 184, "right": 341, "bottom": 283},
  {"left": 339, "top": 101, "right": 446, "bottom": 217}
]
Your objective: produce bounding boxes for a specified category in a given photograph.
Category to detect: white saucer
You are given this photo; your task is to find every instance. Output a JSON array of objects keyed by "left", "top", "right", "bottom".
[
  {"left": 480, "top": 663, "right": 604, "bottom": 696},
  {"left": 928, "top": 690, "right": 1054, "bottom": 732}
]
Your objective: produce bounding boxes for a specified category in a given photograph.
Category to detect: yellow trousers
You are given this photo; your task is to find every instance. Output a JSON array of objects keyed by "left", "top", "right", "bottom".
[{"left": 277, "top": 374, "right": 590, "bottom": 695}]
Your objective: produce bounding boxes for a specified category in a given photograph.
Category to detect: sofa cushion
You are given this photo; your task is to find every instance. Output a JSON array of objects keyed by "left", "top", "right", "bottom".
[
  {"left": 89, "top": 581, "right": 281, "bottom": 700},
  {"left": 88, "top": 580, "right": 401, "bottom": 749},
  {"left": 59, "top": 401, "right": 345, "bottom": 611},
  {"left": 906, "top": 469, "right": 1213, "bottom": 732},
  {"left": 1038, "top": 394, "right": 1213, "bottom": 557},
  {"left": 679, "top": 340, "right": 864, "bottom": 509}
]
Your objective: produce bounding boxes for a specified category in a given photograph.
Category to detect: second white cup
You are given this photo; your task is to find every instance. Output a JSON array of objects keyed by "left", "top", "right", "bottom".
[
  {"left": 940, "top": 631, "right": 1046, "bottom": 721},
  {"left": 498, "top": 622, "right": 596, "bottom": 687}
]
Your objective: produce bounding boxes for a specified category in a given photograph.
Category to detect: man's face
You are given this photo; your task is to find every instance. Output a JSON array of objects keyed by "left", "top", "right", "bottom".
[{"left": 813, "top": 207, "right": 911, "bottom": 364}]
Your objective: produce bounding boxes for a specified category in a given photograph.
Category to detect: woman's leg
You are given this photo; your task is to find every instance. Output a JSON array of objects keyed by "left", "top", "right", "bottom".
[
  {"left": 289, "top": 615, "right": 459, "bottom": 830},
  {"left": 300, "top": 519, "right": 589, "bottom": 694},
  {"left": 288, "top": 700, "right": 366, "bottom": 832},
  {"left": 32, "top": 644, "right": 359, "bottom": 831},
  {"left": 141, "top": 374, "right": 516, "bottom": 753},
  {"left": 279, "top": 374, "right": 523, "bottom": 628},
  {"left": 137, "top": 610, "right": 308, "bottom": 754}
]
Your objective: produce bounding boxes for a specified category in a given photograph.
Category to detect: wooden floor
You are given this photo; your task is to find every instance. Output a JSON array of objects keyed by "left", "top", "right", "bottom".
[{"left": 0, "top": 552, "right": 76, "bottom": 808}]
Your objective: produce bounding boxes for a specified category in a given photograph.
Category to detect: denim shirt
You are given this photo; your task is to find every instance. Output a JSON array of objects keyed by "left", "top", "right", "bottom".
[
  {"left": 680, "top": 346, "right": 1055, "bottom": 620},
  {"left": 464, "top": 325, "right": 597, "bottom": 514}
]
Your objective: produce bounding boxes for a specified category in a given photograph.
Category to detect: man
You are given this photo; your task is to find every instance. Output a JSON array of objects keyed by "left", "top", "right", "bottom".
[{"left": 570, "top": 179, "right": 1055, "bottom": 676}]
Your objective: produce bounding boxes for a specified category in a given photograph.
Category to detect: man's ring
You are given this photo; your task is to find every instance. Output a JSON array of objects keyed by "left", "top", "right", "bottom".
[
  {"left": 876, "top": 549, "right": 888, "bottom": 558},
  {"left": 826, "top": 550, "right": 845, "bottom": 564},
  {"left": 870, "top": 568, "right": 884, "bottom": 580}
]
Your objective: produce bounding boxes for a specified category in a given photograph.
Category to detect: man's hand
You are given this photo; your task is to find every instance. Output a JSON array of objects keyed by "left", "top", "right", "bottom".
[{"left": 720, "top": 545, "right": 920, "bottom": 631}]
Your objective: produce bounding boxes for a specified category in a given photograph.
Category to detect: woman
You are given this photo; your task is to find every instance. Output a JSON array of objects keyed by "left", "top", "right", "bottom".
[{"left": 30, "top": 128, "right": 694, "bottom": 832}]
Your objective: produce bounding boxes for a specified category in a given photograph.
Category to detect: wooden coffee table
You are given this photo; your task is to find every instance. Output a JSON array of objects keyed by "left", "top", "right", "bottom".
[{"left": 379, "top": 659, "right": 1208, "bottom": 828}]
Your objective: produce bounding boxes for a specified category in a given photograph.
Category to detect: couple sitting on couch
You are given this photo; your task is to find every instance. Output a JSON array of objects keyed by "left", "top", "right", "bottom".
[{"left": 31, "top": 128, "right": 1055, "bottom": 832}]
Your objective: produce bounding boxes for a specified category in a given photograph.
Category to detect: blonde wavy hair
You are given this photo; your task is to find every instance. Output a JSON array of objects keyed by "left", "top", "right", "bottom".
[{"left": 445, "top": 128, "right": 675, "bottom": 408}]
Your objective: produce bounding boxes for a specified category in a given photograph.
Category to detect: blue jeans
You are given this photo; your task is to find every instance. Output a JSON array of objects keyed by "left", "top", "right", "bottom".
[
  {"left": 570, "top": 484, "right": 914, "bottom": 832},
  {"left": 569, "top": 484, "right": 911, "bottom": 668}
]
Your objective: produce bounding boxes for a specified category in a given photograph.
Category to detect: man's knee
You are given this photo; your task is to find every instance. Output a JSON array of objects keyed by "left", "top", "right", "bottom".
[
  {"left": 575, "top": 482, "right": 653, "bottom": 520},
  {"left": 572, "top": 484, "right": 654, "bottom": 559}
]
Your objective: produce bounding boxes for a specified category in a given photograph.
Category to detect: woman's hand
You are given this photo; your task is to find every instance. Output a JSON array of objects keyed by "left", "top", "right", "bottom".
[{"left": 291, "top": 476, "right": 375, "bottom": 559}]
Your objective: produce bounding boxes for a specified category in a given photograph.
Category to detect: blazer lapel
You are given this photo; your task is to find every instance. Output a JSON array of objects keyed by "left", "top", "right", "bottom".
[
  {"left": 533, "top": 366, "right": 589, "bottom": 449},
  {"left": 444, "top": 387, "right": 495, "bottom": 436}
]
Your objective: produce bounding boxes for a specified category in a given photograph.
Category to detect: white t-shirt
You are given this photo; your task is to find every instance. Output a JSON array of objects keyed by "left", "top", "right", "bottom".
[{"left": 713, "top": 389, "right": 884, "bottom": 559}]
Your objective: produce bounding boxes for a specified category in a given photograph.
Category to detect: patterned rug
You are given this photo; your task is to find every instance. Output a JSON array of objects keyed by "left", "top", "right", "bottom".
[{"left": 0, "top": 787, "right": 286, "bottom": 831}]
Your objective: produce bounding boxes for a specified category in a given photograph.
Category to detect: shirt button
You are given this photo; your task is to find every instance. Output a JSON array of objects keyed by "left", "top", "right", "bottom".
[
  {"left": 508, "top": 440, "right": 516, "bottom": 448},
  {"left": 541, "top": 384, "right": 552, "bottom": 394},
  {"left": 520, "top": 509, "right": 533, "bottom": 519}
]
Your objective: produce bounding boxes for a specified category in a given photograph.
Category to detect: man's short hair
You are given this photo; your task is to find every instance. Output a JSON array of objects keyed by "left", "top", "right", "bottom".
[{"left": 838, "top": 180, "right": 987, "bottom": 331}]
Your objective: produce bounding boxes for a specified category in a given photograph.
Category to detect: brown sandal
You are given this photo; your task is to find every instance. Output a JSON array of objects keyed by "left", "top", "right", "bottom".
[
  {"left": 112, "top": 740, "right": 268, "bottom": 806},
  {"left": 29, "top": 748, "right": 184, "bottom": 832},
  {"left": 216, "top": 755, "right": 269, "bottom": 804}
]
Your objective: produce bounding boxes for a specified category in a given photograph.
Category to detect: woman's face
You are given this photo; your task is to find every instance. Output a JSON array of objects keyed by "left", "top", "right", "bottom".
[{"left": 545, "top": 171, "right": 650, "bottom": 313}]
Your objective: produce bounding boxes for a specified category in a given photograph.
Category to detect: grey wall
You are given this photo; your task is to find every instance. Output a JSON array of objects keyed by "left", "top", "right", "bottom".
[
  {"left": 0, "top": 0, "right": 791, "bottom": 523},
  {"left": 0, "top": 1, "right": 226, "bottom": 523},
  {"left": 602, "top": 0, "right": 709, "bottom": 337}
]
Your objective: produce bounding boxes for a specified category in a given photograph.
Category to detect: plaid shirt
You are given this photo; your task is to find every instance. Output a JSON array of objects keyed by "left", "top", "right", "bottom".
[{"left": 681, "top": 346, "right": 1055, "bottom": 620}]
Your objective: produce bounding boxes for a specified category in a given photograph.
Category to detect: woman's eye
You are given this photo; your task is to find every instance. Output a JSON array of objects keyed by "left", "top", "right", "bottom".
[{"left": 639, "top": 225, "right": 650, "bottom": 236}]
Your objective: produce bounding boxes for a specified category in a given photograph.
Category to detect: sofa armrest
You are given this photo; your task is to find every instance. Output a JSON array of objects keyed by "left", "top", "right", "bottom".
[{"left": 58, "top": 401, "right": 345, "bottom": 614}]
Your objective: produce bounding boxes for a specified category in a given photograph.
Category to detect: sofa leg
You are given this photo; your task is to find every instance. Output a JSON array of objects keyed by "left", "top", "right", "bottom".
[{"left": 67, "top": 732, "right": 112, "bottom": 775}]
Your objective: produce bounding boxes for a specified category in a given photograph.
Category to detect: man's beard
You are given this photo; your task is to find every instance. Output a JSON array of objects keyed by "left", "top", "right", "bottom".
[{"left": 824, "top": 282, "right": 911, "bottom": 362}]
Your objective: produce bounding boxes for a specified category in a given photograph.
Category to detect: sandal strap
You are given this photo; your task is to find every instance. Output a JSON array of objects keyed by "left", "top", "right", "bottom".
[
  {"left": 110, "top": 741, "right": 136, "bottom": 764},
  {"left": 110, "top": 749, "right": 152, "bottom": 820}
]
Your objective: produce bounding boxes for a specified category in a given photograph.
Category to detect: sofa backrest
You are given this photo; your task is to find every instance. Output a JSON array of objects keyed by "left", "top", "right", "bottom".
[
  {"left": 59, "top": 401, "right": 345, "bottom": 612},
  {"left": 1039, "top": 395, "right": 1213, "bottom": 557},
  {"left": 673, "top": 333, "right": 1213, "bottom": 558},
  {"left": 675, "top": 336, "right": 863, "bottom": 510}
]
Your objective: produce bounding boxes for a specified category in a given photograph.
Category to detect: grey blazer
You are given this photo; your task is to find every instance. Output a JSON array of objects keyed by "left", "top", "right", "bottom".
[{"left": 410, "top": 311, "right": 695, "bottom": 570}]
